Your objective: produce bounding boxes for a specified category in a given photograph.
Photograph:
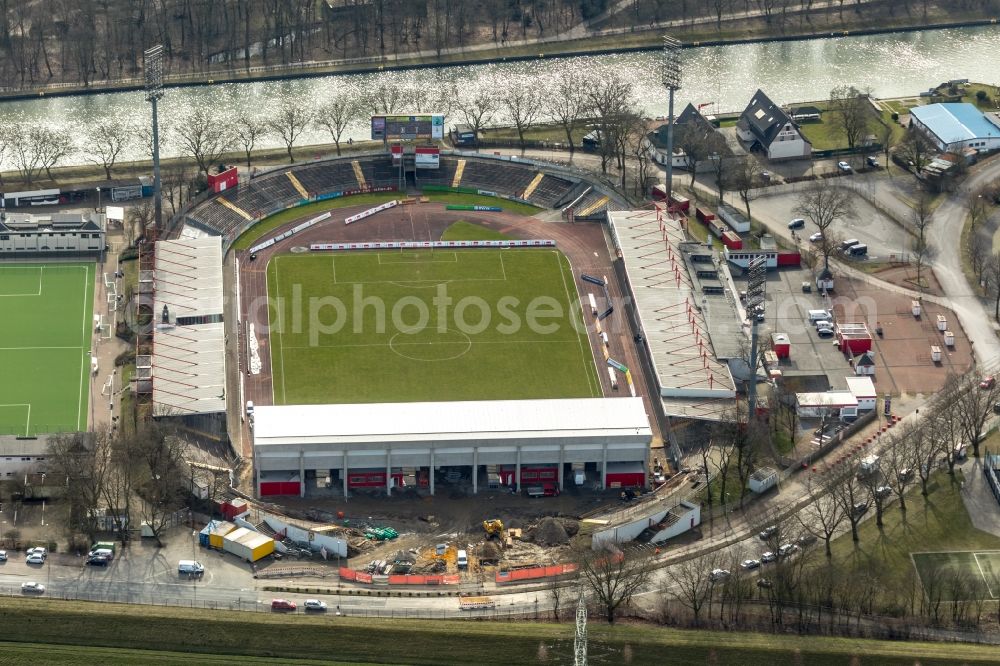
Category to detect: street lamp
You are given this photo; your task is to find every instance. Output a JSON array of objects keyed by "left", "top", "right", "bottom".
[
  {"left": 144, "top": 45, "right": 165, "bottom": 232},
  {"left": 95, "top": 187, "right": 102, "bottom": 213}
]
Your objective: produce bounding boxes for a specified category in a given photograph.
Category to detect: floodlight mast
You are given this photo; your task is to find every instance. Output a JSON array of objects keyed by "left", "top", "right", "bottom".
[
  {"left": 144, "top": 45, "right": 165, "bottom": 233},
  {"left": 661, "top": 36, "right": 682, "bottom": 205}
]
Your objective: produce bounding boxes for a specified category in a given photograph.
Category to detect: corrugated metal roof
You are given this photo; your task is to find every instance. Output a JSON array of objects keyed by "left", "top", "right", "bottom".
[
  {"left": 911, "top": 103, "right": 1000, "bottom": 145},
  {"left": 253, "top": 398, "right": 651, "bottom": 446}
]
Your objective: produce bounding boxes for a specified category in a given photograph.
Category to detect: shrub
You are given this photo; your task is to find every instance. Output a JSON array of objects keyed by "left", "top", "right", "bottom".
[
  {"left": 891, "top": 112, "right": 899, "bottom": 122},
  {"left": 976, "top": 89, "right": 988, "bottom": 101}
]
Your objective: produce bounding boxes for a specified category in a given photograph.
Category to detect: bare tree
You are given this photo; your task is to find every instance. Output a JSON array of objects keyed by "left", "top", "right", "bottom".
[
  {"left": 87, "top": 118, "right": 134, "bottom": 180},
  {"left": 832, "top": 455, "right": 871, "bottom": 543},
  {"left": 36, "top": 126, "right": 73, "bottom": 181},
  {"left": 879, "top": 122, "right": 896, "bottom": 174},
  {"left": 8, "top": 124, "right": 44, "bottom": 184},
  {"left": 670, "top": 555, "right": 715, "bottom": 626},
  {"left": 828, "top": 85, "right": 873, "bottom": 158},
  {"left": 882, "top": 424, "right": 917, "bottom": 513},
  {"left": 268, "top": 101, "right": 313, "bottom": 163},
  {"left": 173, "top": 108, "right": 232, "bottom": 176},
  {"left": 912, "top": 415, "right": 940, "bottom": 497},
  {"left": 364, "top": 80, "right": 408, "bottom": 116},
  {"left": 955, "top": 371, "right": 1000, "bottom": 457},
  {"left": 547, "top": 71, "right": 591, "bottom": 153},
  {"left": 897, "top": 126, "right": 934, "bottom": 173},
  {"left": 586, "top": 77, "right": 634, "bottom": 174},
  {"left": 910, "top": 191, "right": 933, "bottom": 291},
  {"left": 798, "top": 475, "right": 848, "bottom": 557},
  {"left": 46, "top": 432, "right": 105, "bottom": 543},
  {"left": 233, "top": 113, "right": 268, "bottom": 168},
  {"left": 134, "top": 425, "right": 188, "bottom": 547},
  {"left": 967, "top": 187, "right": 992, "bottom": 233},
  {"left": 731, "top": 154, "right": 763, "bottom": 221},
  {"left": 575, "top": 544, "right": 652, "bottom": 624},
  {"left": 793, "top": 183, "right": 856, "bottom": 272},
  {"left": 315, "top": 96, "right": 359, "bottom": 156},
  {"left": 677, "top": 123, "right": 726, "bottom": 188},
  {"left": 456, "top": 88, "right": 498, "bottom": 151},
  {"left": 499, "top": 79, "right": 543, "bottom": 150},
  {"left": 989, "top": 252, "right": 1000, "bottom": 321}
]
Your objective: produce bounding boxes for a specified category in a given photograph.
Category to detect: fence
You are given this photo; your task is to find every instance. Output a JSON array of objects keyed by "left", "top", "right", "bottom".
[{"left": 985, "top": 449, "right": 1000, "bottom": 507}]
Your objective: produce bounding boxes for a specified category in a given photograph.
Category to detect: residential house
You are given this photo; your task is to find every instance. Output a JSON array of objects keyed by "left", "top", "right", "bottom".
[
  {"left": 645, "top": 103, "right": 728, "bottom": 169},
  {"left": 736, "top": 89, "right": 812, "bottom": 160}
]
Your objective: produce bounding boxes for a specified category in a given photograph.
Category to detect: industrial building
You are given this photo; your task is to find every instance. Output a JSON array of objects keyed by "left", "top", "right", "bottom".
[
  {"left": 251, "top": 398, "right": 652, "bottom": 497},
  {"left": 0, "top": 211, "right": 106, "bottom": 256},
  {"left": 909, "top": 103, "right": 1000, "bottom": 153}
]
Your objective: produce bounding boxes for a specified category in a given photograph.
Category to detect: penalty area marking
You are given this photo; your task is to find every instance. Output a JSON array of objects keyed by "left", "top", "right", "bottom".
[
  {"left": 0, "top": 403, "right": 31, "bottom": 437},
  {"left": 0, "top": 265, "right": 43, "bottom": 296}
]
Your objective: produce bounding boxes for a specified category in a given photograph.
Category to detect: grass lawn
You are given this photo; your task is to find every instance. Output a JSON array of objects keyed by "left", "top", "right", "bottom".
[
  {"left": 3, "top": 598, "right": 999, "bottom": 665},
  {"left": 440, "top": 220, "right": 511, "bottom": 242},
  {"left": 0, "top": 263, "right": 94, "bottom": 435},
  {"left": 267, "top": 248, "right": 600, "bottom": 404},
  {"left": 822, "top": 471, "right": 1000, "bottom": 601},
  {"left": 484, "top": 121, "right": 588, "bottom": 145},
  {"left": 422, "top": 191, "right": 541, "bottom": 216},
  {"left": 883, "top": 98, "right": 921, "bottom": 115},
  {"left": 798, "top": 119, "right": 847, "bottom": 151}
]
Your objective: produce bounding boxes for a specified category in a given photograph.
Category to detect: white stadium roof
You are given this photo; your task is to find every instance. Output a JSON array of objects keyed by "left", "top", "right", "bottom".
[
  {"left": 253, "top": 398, "right": 651, "bottom": 447},
  {"left": 151, "top": 236, "right": 227, "bottom": 415}
]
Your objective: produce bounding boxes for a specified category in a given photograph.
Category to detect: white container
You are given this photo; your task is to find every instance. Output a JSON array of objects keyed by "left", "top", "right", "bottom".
[
  {"left": 936, "top": 315, "right": 947, "bottom": 332},
  {"left": 911, "top": 300, "right": 921, "bottom": 317},
  {"left": 944, "top": 331, "right": 955, "bottom": 347},
  {"left": 930, "top": 345, "right": 941, "bottom": 362}
]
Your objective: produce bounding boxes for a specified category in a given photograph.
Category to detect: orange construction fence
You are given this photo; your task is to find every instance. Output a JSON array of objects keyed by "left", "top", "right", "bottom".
[
  {"left": 495, "top": 563, "right": 578, "bottom": 584},
  {"left": 340, "top": 568, "right": 461, "bottom": 586}
]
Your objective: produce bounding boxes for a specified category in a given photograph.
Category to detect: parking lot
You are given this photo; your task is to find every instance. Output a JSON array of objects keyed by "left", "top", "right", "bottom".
[{"left": 754, "top": 185, "right": 904, "bottom": 261}]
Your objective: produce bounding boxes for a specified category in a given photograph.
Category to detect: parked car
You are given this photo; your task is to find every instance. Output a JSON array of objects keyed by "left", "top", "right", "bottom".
[
  {"left": 757, "top": 578, "right": 773, "bottom": 589},
  {"left": 993, "top": 402, "right": 1000, "bottom": 414},
  {"left": 788, "top": 218, "right": 805, "bottom": 230},
  {"left": 866, "top": 155, "right": 880, "bottom": 168},
  {"left": 271, "top": 599, "right": 297, "bottom": 611},
  {"left": 778, "top": 543, "right": 799, "bottom": 558},
  {"left": 758, "top": 526, "right": 778, "bottom": 541},
  {"left": 797, "top": 533, "right": 818, "bottom": 547},
  {"left": 709, "top": 569, "right": 731, "bottom": 582},
  {"left": 814, "top": 319, "right": 832, "bottom": 329},
  {"left": 853, "top": 502, "right": 869, "bottom": 517},
  {"left": 304, "top": 599, "right": 328, "bottom": 612},
  {"left": 20, "top": 582, "right": 44, "bottom": 594},
  {"left": 817, "top": 326, "right": 835, "bottom": 337},
  {"left": 875, "top": 485, "right": 892, "bottom": 498},
  {"left": 980, "top": 375, "right": 995, "bottom": 389},
  {"left": 809, "top": 232, "right": 823, "bottom": 243},
  {"left": 740, "top": 559, "right": 761, "bottom": 570},
  {"left": 837, "top": 161, "right": 852, "bottom": 172},
  {"left": 0, "top": 550, "right": 7, "bottom": 562},
  {"left": 87, "top": 554, "right": 111, "bottom": 566},
  {"left": 26, "top": 554, "right": 45, "bottom": 565},
  {"left": 26, "top": 547, "right": 46, "bottom": 560},
  {"left": 761, "top": 551, "right": 777, "bottom": 564},
  {"left": 898, "top": 468, "right": 914, "bottom": 481}
]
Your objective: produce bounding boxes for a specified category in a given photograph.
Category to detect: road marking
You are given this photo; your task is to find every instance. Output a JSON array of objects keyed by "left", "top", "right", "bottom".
[
  {"left": 78, "top": 265, "right": 89, "bottom": 431},
  {"left": 554, "top": 251, "right": 600, "bottom": 397}
]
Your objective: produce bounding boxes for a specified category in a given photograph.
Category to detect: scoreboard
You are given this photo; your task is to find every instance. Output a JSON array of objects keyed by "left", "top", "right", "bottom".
[{"left": 371, "top": 114, "right": 445, "bottom": 141}]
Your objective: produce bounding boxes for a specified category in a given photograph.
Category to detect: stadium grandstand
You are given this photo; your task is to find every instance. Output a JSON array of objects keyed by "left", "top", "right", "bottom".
[{"left": 178, "top": 152, "right": 623, "bottom": 244}]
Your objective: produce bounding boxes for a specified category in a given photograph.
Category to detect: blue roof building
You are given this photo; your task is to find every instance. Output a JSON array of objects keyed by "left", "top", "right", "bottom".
[{"left": 909, "top": 103, "right": 1000, "bottom": 153}]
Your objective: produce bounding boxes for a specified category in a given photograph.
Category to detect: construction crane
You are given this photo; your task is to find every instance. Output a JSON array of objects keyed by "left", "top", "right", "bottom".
[{"left": 482, "top": 519, "right": 505, "bottom": 539}]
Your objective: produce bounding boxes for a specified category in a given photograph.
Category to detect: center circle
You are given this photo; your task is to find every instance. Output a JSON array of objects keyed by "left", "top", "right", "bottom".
[{"left": 389, "top": 328, "right": 472, "bottom": 362}]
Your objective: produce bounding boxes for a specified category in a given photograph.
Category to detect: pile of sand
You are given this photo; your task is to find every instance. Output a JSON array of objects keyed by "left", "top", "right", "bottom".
[{"left": 531, "top": 517, "right": 570, "bottom": 546}]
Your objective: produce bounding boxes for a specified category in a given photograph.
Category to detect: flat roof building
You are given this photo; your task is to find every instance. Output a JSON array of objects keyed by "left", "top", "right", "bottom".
[
  {"left": 909, "top": 103, "right": 1000, "bottom": 153},
  {"left": 252, "top": 398, "right": 652, "bottom": 498}
]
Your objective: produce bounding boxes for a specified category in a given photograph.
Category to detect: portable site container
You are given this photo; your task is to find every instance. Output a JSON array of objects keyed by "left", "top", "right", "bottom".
[
  {"left": 936, "top": 315, "right": 947, "bottom": 332},
  {"left": 944, "top": 331, "right": 955, "bottom": 347},
  {"left": 911, "top": 300, "right": 921, "bottom": 317},
  {"left": 200, "top": 520, "right": 237, "bottom": 549},
  {"left": 930, "top": 345, "right": 942, "bottom": 362},
  {"left": 608, "top": 367, "right": 619, "bottom": 390},
  {"left": 222, "top": 527, "right": 275, "bottom": 562},
  {"left": 588, "top": 293, "right": 598, "bottom": 316}
]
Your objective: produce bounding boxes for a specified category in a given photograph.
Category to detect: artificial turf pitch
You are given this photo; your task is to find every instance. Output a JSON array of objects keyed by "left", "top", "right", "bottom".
[
  {"left": 0, "top": 263, "right": 94, "bottom": 436},
  {"left": 912, "top": 551, "right": 1000, "bottom": 601},
  {"left": 266, "top": 248, "right": 601, "bottom": 404}
]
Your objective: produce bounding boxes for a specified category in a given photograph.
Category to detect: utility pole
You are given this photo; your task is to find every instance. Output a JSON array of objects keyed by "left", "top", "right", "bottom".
[
  {"left": 144, "top": 45, "right": 165, "bottom": 233},
  {"left": 661, "top": 36, "right": 682, "bottom": 204}
]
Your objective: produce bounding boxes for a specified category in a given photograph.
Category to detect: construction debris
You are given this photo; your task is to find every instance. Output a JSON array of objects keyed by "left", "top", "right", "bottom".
[{"left": 529, "top": 517, "right": 575, "bottom": 546}]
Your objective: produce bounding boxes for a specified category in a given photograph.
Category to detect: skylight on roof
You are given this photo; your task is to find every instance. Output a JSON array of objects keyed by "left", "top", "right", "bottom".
[{"left": 754, "top": 109, "right": 766, "bottom": 119}]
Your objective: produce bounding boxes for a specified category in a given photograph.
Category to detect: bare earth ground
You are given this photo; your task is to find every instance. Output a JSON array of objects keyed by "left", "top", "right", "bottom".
[{"left": 871, "top": 264, "right": 946, "bottom": 298}]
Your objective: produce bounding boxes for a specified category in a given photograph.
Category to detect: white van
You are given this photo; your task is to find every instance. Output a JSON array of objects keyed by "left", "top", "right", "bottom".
[
  {"left": 178, "top": 560, "right": 205, "bottom": 576},
  {"left": 456, "top": 550, "right": 468, "bottom": 569},
  {"left": 808, "top": 309, "right": 833, "bottom": 322}
]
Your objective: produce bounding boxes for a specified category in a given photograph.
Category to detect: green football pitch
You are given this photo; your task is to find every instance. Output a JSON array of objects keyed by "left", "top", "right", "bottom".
[
  {"left": 0, "top": 263, "right": 94, "bottom": 436},
  {"left": 267, "top": 249, "right": 601, "bottom": 404},
  {"left": 912, "top": 551, "right": 1000, "bottom": 601}
]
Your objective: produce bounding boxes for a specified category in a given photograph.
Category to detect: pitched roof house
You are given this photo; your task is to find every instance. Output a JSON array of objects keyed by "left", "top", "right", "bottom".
[
  {"left": 736, "top": 89, "right": 812, "bottom": 160},
  {"left": 645, "top": 103, "right": 728, "bottom": 169}
]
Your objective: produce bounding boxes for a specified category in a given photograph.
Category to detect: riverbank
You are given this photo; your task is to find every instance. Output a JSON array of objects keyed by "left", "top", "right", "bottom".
[{"left": 1, "top": 8, "right": 995, "bottom": 102}]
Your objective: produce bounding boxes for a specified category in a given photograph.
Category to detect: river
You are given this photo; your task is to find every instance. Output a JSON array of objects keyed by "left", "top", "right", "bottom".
[{"left": 2, "top": 25, "right": 999, "bottom": 169}]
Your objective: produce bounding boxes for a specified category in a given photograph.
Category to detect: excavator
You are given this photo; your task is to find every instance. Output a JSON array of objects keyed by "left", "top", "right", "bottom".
[{"left": 482, "top": 519, "right": 505, "bottom": 539}]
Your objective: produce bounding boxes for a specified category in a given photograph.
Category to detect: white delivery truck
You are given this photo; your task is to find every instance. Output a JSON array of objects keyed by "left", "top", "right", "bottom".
[
  {"left": 588, "top": 293, "right": 598, "bottom": 316},
  {"left": 608, "top": 367, "right": 619, "bottom": 390}
]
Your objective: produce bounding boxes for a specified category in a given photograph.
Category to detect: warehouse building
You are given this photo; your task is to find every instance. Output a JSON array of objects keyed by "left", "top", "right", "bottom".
[
  {"left": 251, "top": 398, "right": 652, "bottom": 498},
  {"left": 909, "top": 103, "right": 1000, "bottom": 153}
]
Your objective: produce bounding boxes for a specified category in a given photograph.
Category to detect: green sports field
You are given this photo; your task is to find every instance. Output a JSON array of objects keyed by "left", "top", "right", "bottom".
[
  {"left": 913, "top": 550, "right": 1000, "bottom": 601},
  {"left": 0, "top": 263, "right": 94, "bottom": 435},
  {"left": 267, "top": 248, "right": 601, "bottom": 404}
]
